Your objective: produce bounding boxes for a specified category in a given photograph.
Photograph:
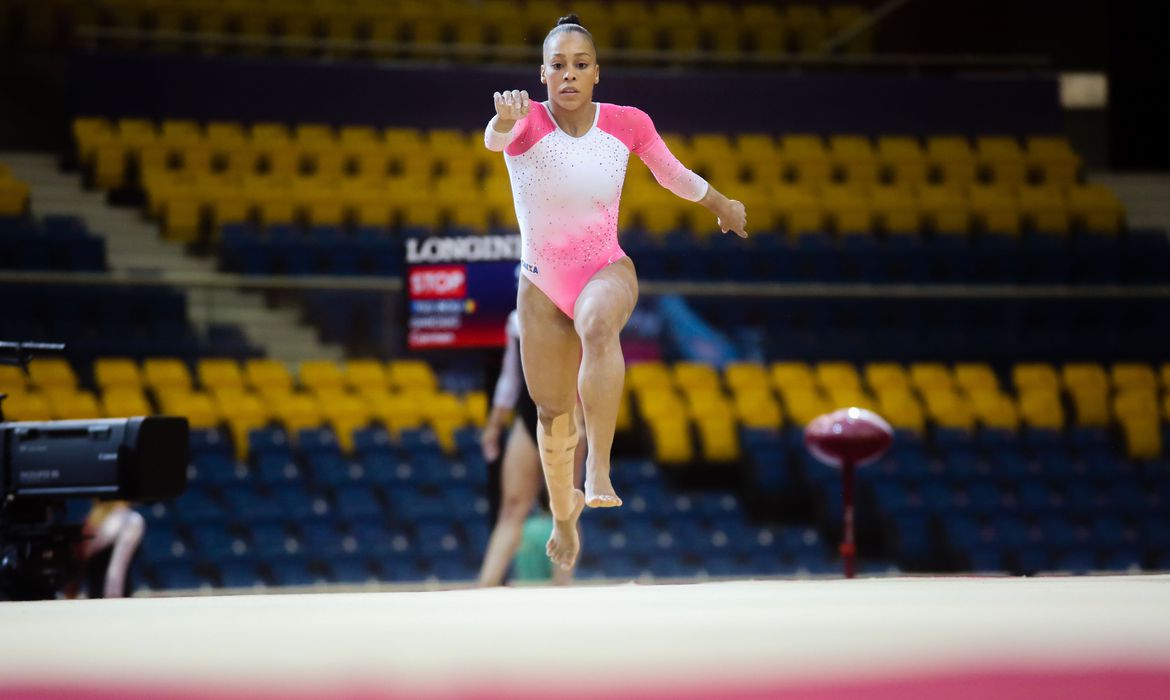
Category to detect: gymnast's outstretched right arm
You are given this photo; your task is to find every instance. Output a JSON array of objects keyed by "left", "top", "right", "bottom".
[{"left": 484, "top": 89, "right": 531, "bottom": 151}]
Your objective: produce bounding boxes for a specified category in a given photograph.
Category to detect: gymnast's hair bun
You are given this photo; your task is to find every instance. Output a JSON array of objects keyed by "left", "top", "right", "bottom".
[{"left": 556, "top": 13, "right": 583, "bottom": 27}]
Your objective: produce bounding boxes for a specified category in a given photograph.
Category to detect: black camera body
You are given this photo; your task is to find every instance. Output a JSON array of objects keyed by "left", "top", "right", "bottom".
[{"left": 0, "top": 341, "right": 192, "bottom": 599}]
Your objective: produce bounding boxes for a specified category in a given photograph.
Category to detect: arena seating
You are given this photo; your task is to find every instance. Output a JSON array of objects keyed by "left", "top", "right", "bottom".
[
  {"left": 6, "top": 0, "right": 875, "bottom": 58},
  {"left": 630, "top": 359, "right": 1170, "bottom": 576},
  {"left": 0, "top": 284, "right": 261, "bottom": 364},
  {"left": 72, "top": 117, "right": 1117, "bottom": 242},
  {"left": 0, "top": 214, "right": 108, "bottom": 272}
]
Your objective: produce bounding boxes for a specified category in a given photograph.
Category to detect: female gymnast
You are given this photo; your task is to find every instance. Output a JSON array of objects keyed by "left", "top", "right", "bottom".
[
  {"left": 65, "top": 500, "right": 145, "bottom": 598},
  {"left": 477, "top": 310, "right": 586, "bottom": 587},
  {"left": 484, "top": 15, "right": 747, "bottom": 571}
]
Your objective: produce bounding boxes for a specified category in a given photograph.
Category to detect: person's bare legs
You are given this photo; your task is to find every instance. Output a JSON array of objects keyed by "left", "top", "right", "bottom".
[
  {"left": 519, "top": 276, "right": 586, "bottom": 571},
  {"left": 477, "top": 417, "right": 542, "bottom": 587},
  {"left": 551, "top": 406, "right": 588, "bottom": 585},
  {"left": 82, "top": 505, "right": 145, "bottom": 598},
  {"left": 573, "top": 257, "right": 639, "bottom": 508}
]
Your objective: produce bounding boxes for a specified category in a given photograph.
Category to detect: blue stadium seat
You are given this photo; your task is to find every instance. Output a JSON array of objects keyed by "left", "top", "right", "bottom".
[
  {"left": 966, "top": 545, "right": 1006, "bottom": 573},
  {"left": 325, "top": 557, "right": 375, "bottom": 584},
  {"left": 296, "top": 521, "right": 352, "bottom": 559},
  {"left": 307, "top": 452, "right": 356, "bottom": 487},
  {"left": 334, "top": 485, "right": 385, "bottom": 521},
  {"left": 384, "top": 486, "right": 446, "bottom": 522},
  {"left": 267, "top": 558, "right": 320, "bottom": 586},
  {"left": 172, "top": 486, "right": 226, "bottom": 523},
  {"left": 426, "top": 554, "right": 476, "bottom": 581},
  {"left": 601, "top": 554, "right": 644, "bottom": 580},
  {"left": 190, "top": 451, "right": 245, "bottom": 487},
  {"left": 223, "top": 485, "right": 284, "bottom": 523},
  {"left": 353, "top": 426, "right": 396, "bottom": 456},
  {"left": 255, "top": 453, "right": 304, "bottom": 484},
  {"left": 1012, "top": 546, "right": 1051, "bottom": 575},
  {"left": 188, "top": 523, "right": 250, "bottom": 563},
  {"left": 271, "top": 483, "right": 330, "bottom": 521},
  {"left": 249, "top": 427, "right": 293, "bottom": 459},
  {"left": 298, "top": 426, "right": 342, "bottom": 456},
  {"left": 1053, "top": 549, "right": 1095, "bottom": 574},
  {"left": 140, "top": 524, "right": 190, "bottom": 564},
  {"left": 246, "top": 522, "right": 296, "bottom": 560},
  {"left": 1098, "top": 548, "right": 1143, "bottom": 572},
  {"left": 415, "top": 521, "right": 462, "bottom": 557},
  {"left": 152, "top": 563, "right": 212, "bottom": 590},
  {"left": 216, "top": 561, "right": 266, "bottom": 588},
  {"left": 443, "top": 486, "right": 485, "bottom": 523}
]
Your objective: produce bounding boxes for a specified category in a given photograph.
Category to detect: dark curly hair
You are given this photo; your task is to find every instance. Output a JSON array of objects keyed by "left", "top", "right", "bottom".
[{"left": 543, "top": 13, "right": 596, "bottom": 54}]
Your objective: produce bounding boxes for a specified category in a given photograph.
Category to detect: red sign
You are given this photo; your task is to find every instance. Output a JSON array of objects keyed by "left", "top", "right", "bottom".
[{"left": 409, "top": 265, "right": 467, "bottom": 299}]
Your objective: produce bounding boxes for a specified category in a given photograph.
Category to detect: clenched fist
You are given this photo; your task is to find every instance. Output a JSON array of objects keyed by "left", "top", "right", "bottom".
[{"left": 493, "top": 90, "right": 531, "bottom": 127}]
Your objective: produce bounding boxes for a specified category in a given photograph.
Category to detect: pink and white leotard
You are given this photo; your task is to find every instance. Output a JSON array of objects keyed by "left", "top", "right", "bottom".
[{"left": 485, "top": 101, "right": 708, "bottom": 318}]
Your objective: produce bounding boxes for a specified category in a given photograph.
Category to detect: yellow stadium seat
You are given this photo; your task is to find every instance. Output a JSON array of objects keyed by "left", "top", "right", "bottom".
[
  {"left": 143, "top": 358, "right": 194, "bottom": 394},
  {"left": 1113, "top": 389, "right": 1159, "bottom": 422},
  {"left": 298, "top": 360, "right": 346, "bottom": 394},
  {"left": 0, "top": 365, "right": 28, "bottom": 394},
  {"left": 637, "top": 387, "right": 688, "bottom": 424},
  {"left": 814, "top": 362, "right": 861, "bottom": 392},
  {"left": 829, "top": 135, "right": 879, "bottom": 185},
  {"left": 1067, "top": 385, "right": 1110, "bottom": 427},
  {"left": 877, "top": 136, "right": 927, "bottom": 186},
  {"left": 628, "top": 362, "right": 675, "bottom": 394},
  {"left": 389, "top": 360, "right": 438, "bottom": 393},
  {"left": 695, "top": 415, "right": 740, "bottom": 462},
  {"left": 647, "top": 416, "right": 694, "bottom": 466},
  {"left": 101, "top": 387, "right": 153, "bottom": 417},
  {"left": 161, "top": 391, "right": 220, "bottom": 430},
  {"left": 826, "top": 387, "right": 877, "bottom": 412},
  {"left": 864, "top": 363, "right": 911, "bottom": 393},
  {"left": 969, "top": 184, "right": 1021, "bottom": 236},
  {"left": 975, "top": 394, "right": 1021, "bottom": 431},
  {"left": 1018, "top": 390, "right": 1064, "bottom": 430},
  {"left": 1026, "top": 136, "right": 1081, "bottom": 186},
  {"left": 464, "top": 391, "right": 489, "bottom": 428},
  {"left": 1111, "top": 363, "right": 1157, "bottom": 392},
  {"left": 1013, "top": 363, "right": 1061, "bottom": 394},
  {"left": 785, "top": 4, "right": 828, "bottom": 52},
  {"left": 3, "top": 392, "right": 52, "bottom": 421},
  {"left": 1061, "top": 363, "right": 1109, "bottom": 391},
  {"left": 780, "top": 135, "right": 831, "bottom": 186},
  {"left": 1018, "top": 185, "right": 1070, "bottom": 235},
  {"left": 823, "top": 185, "right": 873, "bottom": 235},
  {"left": 932, "top": 401, "right": 978, "bottom": 431},
  {"left": 696, "top": 2, "right": 742, "bottom": 53},
  {"left": 1120, "top": 417, "right": 1161, "bottom": 460},
  {"left": 0, "top": 176, "right": 30, "bottom": 217},
  {"left": 1161, "top": 363, "right": 1170, "bottom": 391},
  {"left": 94, "top": 357, "right": 143, "bottom": 391},
  {"left": 917, "top": 184, "right": 969, "bottom": 235},
  {"left": 244, "top": 359, "right": 295, "bottom": 394},
  {"left": 48, "top": 391, "right": 102, "bottom": 420},
  {"left": 871, "top": 186, "right": 921, "bottom": 235},
  {"left": 876, "top": 390, "right": 926, "bottom": 433},
  {"left": 772, "top": 362, "right": 816, "bottom": 393},
  {"left": 27, "top": 359, "right": 77, "bottom": 393},
  {"left": 780, "top": 387, "right": 834, "bottom": 426},
  {"left": 343, "top": 359, "right": 390, "bottom": 393},
  {"left": 975, "top": 136, "right": 1027, "bottom": 187},
  {"left": 198, "top": 358, "right": 246, "bottom": 391},
  {"left": 909, "top": 363, "right": 955, "bottom": 394},
  {"left": 741, "top": 3, "right": 786, "bottom": 53},
  {"left": 926, "top": 136, "right": 977, "bottom": 186},
  {"left": 366, "top": 392, "right": 425, "bottom": 434},
  {"left": 272, "top": 392, "right": 324, "bottom": 435},
  {"left": 724, "top": 362, "right": 771, "bottom": 394},
  {"left": 1067, "top": 184, "right": 1124, "bottom": 235},
  {"left": 954, "top": 363, "right": 1000, "bottom": 394},
  {"left": 673, "top": 362, "right": 722, "bottom": 392},
  {"left": 733, "top": 390, "right": 784, "bottom": 430}
]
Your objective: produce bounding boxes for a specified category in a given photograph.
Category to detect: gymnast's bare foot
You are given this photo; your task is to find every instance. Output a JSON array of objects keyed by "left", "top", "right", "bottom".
[
  {"left": 585, "top": 459, "right": 622, "bottom": 508},
  {"left": 547, "top": 489, "right": 586, "bottom": 570}
]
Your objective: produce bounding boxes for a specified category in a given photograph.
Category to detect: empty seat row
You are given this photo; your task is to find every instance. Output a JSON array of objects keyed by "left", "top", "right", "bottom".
[{"left": 22, "top": 1, "right": 874, "bottom": 57}]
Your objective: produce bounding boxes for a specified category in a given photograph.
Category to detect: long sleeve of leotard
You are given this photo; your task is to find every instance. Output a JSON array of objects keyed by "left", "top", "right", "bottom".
[
  {"left": 625, "top": 108, "right": 709, "bottom": 202},
  {"left": 484, "top": 116, "right": 520, "bottom": 152},
  {"left": 491, "top": 311, "right": 522, "bottom": 409}
]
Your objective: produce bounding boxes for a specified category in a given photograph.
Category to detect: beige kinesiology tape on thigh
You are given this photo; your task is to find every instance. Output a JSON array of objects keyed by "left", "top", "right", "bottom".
[{"left": 537, "top": 413, "right": 578, "bottom": 521}]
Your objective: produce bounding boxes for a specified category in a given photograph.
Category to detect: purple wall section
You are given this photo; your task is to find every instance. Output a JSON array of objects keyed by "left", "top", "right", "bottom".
[{"left": 68, "top": 50, "right": 1062, "bottom": 136}]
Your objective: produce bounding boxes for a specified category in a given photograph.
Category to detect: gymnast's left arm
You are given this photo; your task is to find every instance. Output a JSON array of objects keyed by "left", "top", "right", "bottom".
[{"left": 633, "top": 113, "right": 747, "bottom": 238}]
